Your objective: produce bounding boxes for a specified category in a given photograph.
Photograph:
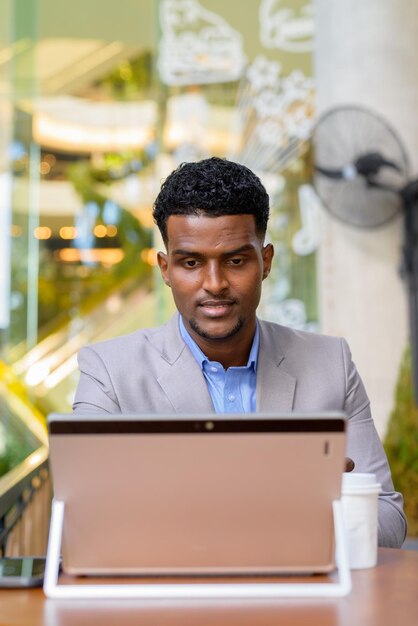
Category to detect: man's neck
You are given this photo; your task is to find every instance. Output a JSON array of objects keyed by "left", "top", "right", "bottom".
[{"left": 182, "top": 318, "right": 257, "bottom": 369}]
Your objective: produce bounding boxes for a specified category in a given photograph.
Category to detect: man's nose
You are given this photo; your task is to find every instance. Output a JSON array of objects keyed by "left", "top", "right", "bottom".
[{"left": 202, "top": 262, "right": 229, "bottom": 293}]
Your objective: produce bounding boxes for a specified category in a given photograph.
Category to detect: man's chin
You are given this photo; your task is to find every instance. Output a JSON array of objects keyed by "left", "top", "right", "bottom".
[{"left": 188, "top": 318, "right": 243, "bottom": 342}]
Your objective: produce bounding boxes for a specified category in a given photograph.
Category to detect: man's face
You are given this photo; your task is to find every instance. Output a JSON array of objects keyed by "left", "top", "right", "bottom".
[{"left": 157, "top": 214, "right": 274, "bottom": 352}]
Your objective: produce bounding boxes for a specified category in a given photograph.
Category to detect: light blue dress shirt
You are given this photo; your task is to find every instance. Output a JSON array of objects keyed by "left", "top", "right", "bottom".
[{"left": 179, "top": 317, "right": 259, "bottom": 413}]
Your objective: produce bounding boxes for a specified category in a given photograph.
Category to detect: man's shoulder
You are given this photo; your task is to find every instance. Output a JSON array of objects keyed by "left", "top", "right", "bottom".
[
  {"left": 79, "top": 315, "right": 179, "bottom": 360},
  {"left": 258, "top": 319, "right": 351, "bottom": 383},
  {"left": 81, "top": 328, "right": 150, "bottom": 355},
  {"left": 259, "top": 318, "right": 343, "bottom": 348}
]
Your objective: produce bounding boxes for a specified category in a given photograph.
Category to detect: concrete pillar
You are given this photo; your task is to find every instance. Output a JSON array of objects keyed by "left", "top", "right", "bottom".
[{"left": 313, "top": 0, "right": 418, "bottom": 435}]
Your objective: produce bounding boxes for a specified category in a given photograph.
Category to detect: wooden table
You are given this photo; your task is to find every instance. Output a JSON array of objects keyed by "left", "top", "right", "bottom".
[{"left": 1, "top": 548, "right": 417, "bottom": 626}]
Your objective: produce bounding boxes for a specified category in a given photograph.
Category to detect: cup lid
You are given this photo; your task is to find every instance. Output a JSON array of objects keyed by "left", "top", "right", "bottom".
[{"left": 342, "top": 472, "right": 381, "bottom": 493}]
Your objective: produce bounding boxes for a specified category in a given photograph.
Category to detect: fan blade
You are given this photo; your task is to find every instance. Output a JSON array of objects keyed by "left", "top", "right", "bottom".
[
  {"left": 315, "top": 163, "right": 357, "bottom": 180},
  {"left": 355, "top": 152, "right": 402, "bottom": 177}
]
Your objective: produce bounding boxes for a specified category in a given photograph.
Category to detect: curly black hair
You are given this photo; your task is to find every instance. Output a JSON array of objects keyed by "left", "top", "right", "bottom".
[{"left": 153, "top": 157, "right": 270, "bottom": 244}]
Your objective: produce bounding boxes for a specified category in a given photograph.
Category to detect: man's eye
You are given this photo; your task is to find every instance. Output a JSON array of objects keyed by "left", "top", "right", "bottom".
[
  {"left": 184, "top": 259, "right": 197, "bottom": 268},
  {"left": 229, "top": 258, "right": 243, "bottom": 266}
]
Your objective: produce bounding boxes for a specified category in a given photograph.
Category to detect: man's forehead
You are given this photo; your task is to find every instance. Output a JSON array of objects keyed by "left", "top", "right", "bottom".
[{"left": 165, "top": 214, "right": 259, "bottom": 245}]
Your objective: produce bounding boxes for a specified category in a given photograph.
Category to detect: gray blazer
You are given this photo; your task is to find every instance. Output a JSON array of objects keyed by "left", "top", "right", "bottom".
[{"left": 73, "top": 314, "right": 407, "bottom": 548}]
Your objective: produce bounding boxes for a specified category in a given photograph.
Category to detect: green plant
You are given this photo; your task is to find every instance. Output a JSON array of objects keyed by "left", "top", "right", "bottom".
[{"left": 384, "top": 346, "right": 418, "bottom": 536}]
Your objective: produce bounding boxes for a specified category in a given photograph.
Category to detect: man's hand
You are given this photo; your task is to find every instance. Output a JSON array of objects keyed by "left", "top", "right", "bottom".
[{"left": 345, "top": 457, "right": 355, "bottom": 472}]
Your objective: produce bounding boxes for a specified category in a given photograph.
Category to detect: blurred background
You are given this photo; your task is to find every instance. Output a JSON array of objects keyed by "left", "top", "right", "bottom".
[{"left": 0, "top": 0, "right": 417, "bottom": 553}]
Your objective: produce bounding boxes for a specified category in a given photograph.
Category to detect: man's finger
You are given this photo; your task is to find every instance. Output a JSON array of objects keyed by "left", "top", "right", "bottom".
[{"left": 345, "top": 457, "right": 355, "bottom": 472}]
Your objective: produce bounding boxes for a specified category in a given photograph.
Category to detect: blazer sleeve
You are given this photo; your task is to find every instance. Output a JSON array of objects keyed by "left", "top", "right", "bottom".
[
  {"left": 72, "top": 346, "right": 121, "bottom": 415},
  {"left": 341, "top": 338, "right": 407, "bottom": 547}
]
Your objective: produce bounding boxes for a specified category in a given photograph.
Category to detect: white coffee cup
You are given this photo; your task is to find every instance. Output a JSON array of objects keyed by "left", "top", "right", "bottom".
[{"left": 341, "top": 472, "right": 381, "bottom": 569}]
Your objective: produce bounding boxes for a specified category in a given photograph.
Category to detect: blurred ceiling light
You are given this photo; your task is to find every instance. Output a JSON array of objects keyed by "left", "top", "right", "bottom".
[
  {"left": 44, "top": 153, "right": 56, "bottom": 165},
  {"left": 32, "top": 96, "right": 157, "bottom": 153},
  {"left": 93, "top": 224, "right": 107, "bottom": 238},
  {"left": 140, "top": 247, "right": 158, "bottom": 266},
  {"left": 11, "top": 225, "right": 22, "bottom": 237},
  {"left": 58, "top": 248, "right": 124, "bottom": 264},
  {"left": 39, "top": 161, "right": 51, "bottom": 175},
  {"left": 106, "top": 225, "right": 118, "bottom": 237},
  {"left": 59, "top": 226, "right": 77, "bottom": 239},
  {"left": 34, "top": 226, "right": 52, "bottom": 240}
]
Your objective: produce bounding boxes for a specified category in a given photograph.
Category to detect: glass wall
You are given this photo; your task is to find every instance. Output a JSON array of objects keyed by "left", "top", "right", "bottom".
[
  {"left": 0, "top": 0, "right": 318, "bottom": 416},
  {"left": 2, "top": 0, "right": 159, "bottom": 365}
]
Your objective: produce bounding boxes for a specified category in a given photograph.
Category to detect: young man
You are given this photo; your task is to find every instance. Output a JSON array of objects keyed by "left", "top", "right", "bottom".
[{"left": 73, "top": 157, "right": 406, "bottom": 548}]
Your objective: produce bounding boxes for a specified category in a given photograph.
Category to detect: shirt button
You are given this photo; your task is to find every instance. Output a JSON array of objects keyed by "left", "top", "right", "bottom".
[
  {"left": 228, "top": 394, "right": 236, "bottom": 402},
  {"left": 210, "top": 366, "right": 218, "bottom": 373}
]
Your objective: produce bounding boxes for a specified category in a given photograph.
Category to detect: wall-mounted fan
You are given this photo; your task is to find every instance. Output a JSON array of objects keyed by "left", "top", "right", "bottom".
[{"left": 313, "top": 104, "right": 418, "bottom": 403}]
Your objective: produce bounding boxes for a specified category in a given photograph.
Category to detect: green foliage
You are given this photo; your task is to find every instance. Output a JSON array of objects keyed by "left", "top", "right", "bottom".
[
  {"left": 97, "top": 52, "right": 153, "bottom": 100},
  {"left": 0, "top": 435, "right": 34, "bottom": 477},
  {"left": 0, "top": 381, "right": 44, "bottom": 479},
  {"left": 384, "top": 347, "right": 418, "bottom": 536}
]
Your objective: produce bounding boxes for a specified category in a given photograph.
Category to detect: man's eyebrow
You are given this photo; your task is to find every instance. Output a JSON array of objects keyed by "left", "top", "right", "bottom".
[
  {"left": 171, "top": 244, "right": 256, "bottom": 257},
  {"left": 172, "top": 248, "right": 202, "bottom": 256},
  {"left": 223, "top": 244, "right": 256, "bottom": 255}
]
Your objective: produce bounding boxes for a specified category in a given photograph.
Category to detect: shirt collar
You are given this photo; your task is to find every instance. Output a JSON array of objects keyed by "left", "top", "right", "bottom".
[{"left": 179, "top": 316, "right": 259, "bottom": 371}]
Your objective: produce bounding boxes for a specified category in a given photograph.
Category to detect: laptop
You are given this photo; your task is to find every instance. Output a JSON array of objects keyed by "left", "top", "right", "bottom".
[{"left": 47, "top": 412, "right": 347, "bottom": 576}]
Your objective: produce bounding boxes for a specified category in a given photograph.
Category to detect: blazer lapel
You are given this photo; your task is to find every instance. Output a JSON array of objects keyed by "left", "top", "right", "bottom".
[
  {"left": 152, "top": 314, "right": 214, "bottom": 413},
  {"left": 256, "top": 320, "right": 296, "bottom": 412}
]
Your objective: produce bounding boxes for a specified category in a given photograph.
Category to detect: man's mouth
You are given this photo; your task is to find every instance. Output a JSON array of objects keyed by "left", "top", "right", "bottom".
[{"left": 198, "top": 300, "right": 236, "bottom": 318}]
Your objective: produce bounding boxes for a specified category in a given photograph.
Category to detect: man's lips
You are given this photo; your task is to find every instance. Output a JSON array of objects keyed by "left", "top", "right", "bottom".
[{"left": 198, "top": 300, "right": 237, "bottom": 317}]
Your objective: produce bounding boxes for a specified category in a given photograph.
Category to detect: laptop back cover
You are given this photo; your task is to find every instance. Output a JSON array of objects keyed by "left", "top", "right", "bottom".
[{"left": 48, "top": 413, "right": 346, "bottom": 576}]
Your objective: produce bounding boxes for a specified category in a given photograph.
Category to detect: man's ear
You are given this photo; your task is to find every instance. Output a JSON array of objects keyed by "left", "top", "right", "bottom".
[
  {"left": 157, "top": 251, "right": 171, "bottom": 287},
  {"left": 262, "top": 243, "right": 274, "bottom": 279}
]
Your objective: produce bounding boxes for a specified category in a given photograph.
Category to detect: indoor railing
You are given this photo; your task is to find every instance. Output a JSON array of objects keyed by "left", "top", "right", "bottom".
[
  {"left": 0, "top": 361, "right": 50, "bottom": 556},
  {"left": 0, "top": 446, "right": 50, "bottom": 556}
]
